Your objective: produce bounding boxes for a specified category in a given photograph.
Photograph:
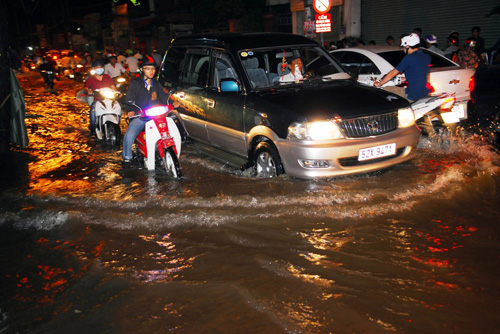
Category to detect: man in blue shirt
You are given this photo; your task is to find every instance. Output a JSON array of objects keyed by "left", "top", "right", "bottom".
[{"left": 375, "top": 33, "right": 431, "bottom": 101}]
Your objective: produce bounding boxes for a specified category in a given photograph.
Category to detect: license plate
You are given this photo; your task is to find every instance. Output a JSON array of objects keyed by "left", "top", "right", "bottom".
[
  {"left": 358, "top": 143, "right": 396, "bottom": 161},
  {"left": 452, "top": 103, "right": 466, "bottom": 119}
]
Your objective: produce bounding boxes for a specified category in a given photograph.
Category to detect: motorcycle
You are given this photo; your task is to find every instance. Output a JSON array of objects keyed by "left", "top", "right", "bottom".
[
  {"left": 40, "top": 69, "right": 56, "bottom": 90},
  {"left": 127, "top": 102, "right": 182, "bottom": 178},
  {"left": 76, "top": 88, "right": 122, "bottom": 146},
  {"left": 411, "top": 93, "right": 464, "bottom": 137}
]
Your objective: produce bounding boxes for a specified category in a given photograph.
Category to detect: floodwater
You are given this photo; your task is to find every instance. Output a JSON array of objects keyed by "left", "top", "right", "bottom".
[{"left": 1, "top": 73, "right": 500, "bottom": 334}]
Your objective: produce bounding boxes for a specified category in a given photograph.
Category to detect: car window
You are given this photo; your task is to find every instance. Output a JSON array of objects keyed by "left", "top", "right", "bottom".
[
  {"left": 238, "top": 45, "right": 343, "bottom": 89},
  {"left": 159, "top": 46, "right": 186, "bottom": 87},
  {"left": 159, "top": 47, "right": 210, "bottom": 88},
  {"left": 211, "top": 50, "right": 239, "bottom": 89},
  {"left": 421, "top": 49, "right": 458, "bottom": 68},
  {"left": 377, "top": 51, "right": 404, "bottom": 68},
  {"left": 378, "top": 50, "right": 458, "bottom": 69},
  {"left": 332, "top": 51, "right": 379, "bottom": 75},
  {"left": 183, "top": 48, "right": 210, "bottom": 87}
]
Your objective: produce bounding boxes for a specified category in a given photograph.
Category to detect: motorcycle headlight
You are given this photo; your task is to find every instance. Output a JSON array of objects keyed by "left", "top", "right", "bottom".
[
  {"left": 144, "top": 106, "right": 168, "bottom": 117},
  {"left": 100, "top": 89, "right": 115, "bottom": 99},
  {"left": 398, "top": 108, "right": 415, "bottom": 128},
  {"left": 287, "top": 120, "right": 344, "bottom": 140}
]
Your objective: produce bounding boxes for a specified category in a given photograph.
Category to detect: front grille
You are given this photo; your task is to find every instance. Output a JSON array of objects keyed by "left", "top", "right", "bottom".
[
  {"left": 339, "top": 112, "right": 398, "bottom": 138},
  {"left": 338, "top": 147, "right": 406, "bottom": 167}
]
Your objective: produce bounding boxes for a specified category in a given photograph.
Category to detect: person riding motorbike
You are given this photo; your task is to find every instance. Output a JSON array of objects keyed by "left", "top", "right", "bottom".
[
  {"left": 84, "top": 59, "right": 117, "bottom": 136},
  {"left": 374, "top": 33, "right": 431, "bottom": 102},
  {"left": 39, "top": 56, "right": 58, "bottom": 89},
  {"left": 122, "top": 57, "right": 178, "bottom": 168},
  {"left": 81, "top": 53, "right": 93, "bottom": 76},
  {"left": 104, "top": 53, "right": 127, "bottom": 79}
]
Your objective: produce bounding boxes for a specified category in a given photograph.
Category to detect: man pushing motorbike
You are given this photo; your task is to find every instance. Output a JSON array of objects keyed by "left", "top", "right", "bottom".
[
  {"left": 84, "top": 59, "right": 117, "bottom": 136},
  {"left": 122, "top": 57, "right": 178, "bottom": 169}
]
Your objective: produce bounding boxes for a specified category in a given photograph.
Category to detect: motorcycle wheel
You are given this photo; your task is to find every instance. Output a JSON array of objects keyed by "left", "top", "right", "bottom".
[
  {"left": 106, "top": 123, "right": 121, "bottom": 146},
  {"left": 157, "top": 147, "right": 182, "bottom": 178}
]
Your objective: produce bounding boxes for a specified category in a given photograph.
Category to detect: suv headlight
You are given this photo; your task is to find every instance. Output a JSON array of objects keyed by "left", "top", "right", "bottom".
[
  {"left": 398, "top": 108, "right": 415, "bottom": 128},
  {"left": 287, "top": 120, "right": 344, "bottom": 140}
]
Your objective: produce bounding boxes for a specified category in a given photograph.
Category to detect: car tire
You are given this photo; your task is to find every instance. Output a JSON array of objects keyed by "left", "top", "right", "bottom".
[{"left": 252, "top": 141, "right": 284, "bottom": 178}]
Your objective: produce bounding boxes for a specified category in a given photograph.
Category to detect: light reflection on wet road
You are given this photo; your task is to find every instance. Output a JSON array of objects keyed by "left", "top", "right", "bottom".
[{"left": 0, "top": 72, "right": 500, "bottom": 333}]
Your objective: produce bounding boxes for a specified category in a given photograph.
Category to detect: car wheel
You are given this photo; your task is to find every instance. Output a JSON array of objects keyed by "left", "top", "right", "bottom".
[{"left": 253, "top": 142, "right": 284, "bottom": 178}]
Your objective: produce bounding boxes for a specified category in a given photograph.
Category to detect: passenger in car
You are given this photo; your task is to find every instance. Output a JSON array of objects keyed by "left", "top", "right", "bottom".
[{"left": 279, "top": 57, "right": 305, "bottom": 83}]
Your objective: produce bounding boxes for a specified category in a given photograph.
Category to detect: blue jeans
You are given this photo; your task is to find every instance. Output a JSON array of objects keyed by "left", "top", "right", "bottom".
[
  {"left": 123, "top": 117, "right": 148, "bottom": 161},
  {"left": 89, "top": 102, "right": 97, "bottom": 133}
]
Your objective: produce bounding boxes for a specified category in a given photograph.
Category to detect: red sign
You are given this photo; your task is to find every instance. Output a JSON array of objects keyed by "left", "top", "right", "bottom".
[
  {"left": 315, "top": 13, "right": 332, "bottom": 33},
  {"left": 313, "top": 0, "right": 331, "bottom": 14}
]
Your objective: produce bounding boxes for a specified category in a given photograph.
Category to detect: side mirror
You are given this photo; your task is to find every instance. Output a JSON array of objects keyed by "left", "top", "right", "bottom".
[{"left": 220, "top": 78, "right": 239, "bottom": 92}]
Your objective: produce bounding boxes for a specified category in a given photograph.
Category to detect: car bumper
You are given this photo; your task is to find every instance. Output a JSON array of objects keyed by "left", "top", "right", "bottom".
[{"left": 275, "top": 126, "right": 421, "bottom": 179}]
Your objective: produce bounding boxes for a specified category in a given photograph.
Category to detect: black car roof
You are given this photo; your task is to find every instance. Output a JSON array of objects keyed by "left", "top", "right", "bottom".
[{"left": 170, "top": 33, "right": 318, "bottom": 51}]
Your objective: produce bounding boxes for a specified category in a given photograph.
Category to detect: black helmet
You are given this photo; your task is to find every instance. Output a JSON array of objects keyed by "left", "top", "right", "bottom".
[
  {"left": 92, "top": 59, "right": 105, "bottom": 67},
  {"left": 140, "top": 56, "right": 156, "bottom": 68}
]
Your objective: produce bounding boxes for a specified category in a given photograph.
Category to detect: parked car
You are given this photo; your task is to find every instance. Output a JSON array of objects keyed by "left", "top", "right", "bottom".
[
  {"left": 159, "top": 33, "right": 421, "bottom": 179},
  {"left": 330, "top": 46, "right": 476, "bottom": 122}
]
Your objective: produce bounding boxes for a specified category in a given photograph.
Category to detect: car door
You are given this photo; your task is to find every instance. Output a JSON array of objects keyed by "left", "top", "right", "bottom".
[
  {"left": 160, "top": 46, "right": 211, "bottom": 143},
  {"left": 204, "top": 50, "right": 248, "bottom": 158}
]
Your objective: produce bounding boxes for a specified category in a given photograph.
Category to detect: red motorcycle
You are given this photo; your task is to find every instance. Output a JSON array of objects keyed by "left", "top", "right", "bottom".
[{"left": 128, "top": 103, "right": 182, "bottom": 178}]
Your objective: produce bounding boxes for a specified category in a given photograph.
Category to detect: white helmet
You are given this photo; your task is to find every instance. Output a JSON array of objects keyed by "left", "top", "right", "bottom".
[{"left": 401, "top": 33, "right": 420, "bottom": 47}]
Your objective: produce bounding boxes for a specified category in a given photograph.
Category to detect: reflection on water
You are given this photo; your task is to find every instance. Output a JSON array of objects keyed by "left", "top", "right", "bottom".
[{"left": 1, "top": 73, "right": 500, "bottom": 333}]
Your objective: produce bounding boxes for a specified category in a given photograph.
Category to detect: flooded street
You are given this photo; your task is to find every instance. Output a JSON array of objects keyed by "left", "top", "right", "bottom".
[{"left": 1, "top": 72, "right": 500, "bottom": 333}]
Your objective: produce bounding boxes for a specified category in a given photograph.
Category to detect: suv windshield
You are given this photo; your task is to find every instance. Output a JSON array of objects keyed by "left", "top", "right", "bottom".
[{"left": 238, "top": 45, "right": 346, "bottom": 89}]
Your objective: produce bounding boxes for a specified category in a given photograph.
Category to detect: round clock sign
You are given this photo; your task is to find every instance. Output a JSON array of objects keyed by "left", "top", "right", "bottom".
[{"left": 313, "top": 0, "right": 331, "bottom": 14}]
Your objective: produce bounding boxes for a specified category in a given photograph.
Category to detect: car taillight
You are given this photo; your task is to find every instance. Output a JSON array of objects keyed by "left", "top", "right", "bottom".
[
  {"left": 426, "top": 82, "right": 435, "bottom": 94},
  {"left": 469, "top": 75, "right": 475, "bottom": 102}
]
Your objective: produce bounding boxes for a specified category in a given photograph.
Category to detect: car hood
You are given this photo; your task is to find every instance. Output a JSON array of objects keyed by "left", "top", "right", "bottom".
[{"left": 258, "top": 81, "right": 410, "bottom": 120}]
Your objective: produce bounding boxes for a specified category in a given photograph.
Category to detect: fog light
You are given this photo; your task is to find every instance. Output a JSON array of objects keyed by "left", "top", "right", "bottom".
[{"left": 299, "top": 159, "right": 330, "bottom": 168}]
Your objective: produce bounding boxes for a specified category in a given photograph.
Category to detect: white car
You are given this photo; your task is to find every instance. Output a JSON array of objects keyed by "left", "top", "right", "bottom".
[{"left": 331, "top": 46, "right": 475, "bottom": 120}]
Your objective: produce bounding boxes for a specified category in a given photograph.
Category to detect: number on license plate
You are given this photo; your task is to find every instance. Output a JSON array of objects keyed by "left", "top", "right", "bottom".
[{"left": 358, "top": 143, "right": 396, "bottom": 161}]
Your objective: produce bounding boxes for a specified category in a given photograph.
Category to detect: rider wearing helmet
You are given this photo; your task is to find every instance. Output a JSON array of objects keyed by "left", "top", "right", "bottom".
[
  {"left": 84, "top": 59, "right": 117, "bottom": 135},
  {"left": 122, "top": 57, "right": 178, "bottom": 167},
  {"left": 375, "top": 33, "right": 431, "bottom": 101},
  {"left": 425, "top": 34, "right": 445, "bottom": 56},
  {"left": 104, "top": 53, "right": 127, "bottom": 78}
]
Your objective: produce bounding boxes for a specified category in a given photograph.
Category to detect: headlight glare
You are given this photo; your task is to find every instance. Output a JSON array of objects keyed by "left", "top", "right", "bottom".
[
  {"left": 398, "top": 108, "right": 415, "bottom": 128},
  {"left": 288, "top": 120, "right": 343, "bottom": 140}
]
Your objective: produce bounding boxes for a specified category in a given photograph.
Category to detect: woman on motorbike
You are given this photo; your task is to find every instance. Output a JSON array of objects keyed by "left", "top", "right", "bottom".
[{"left": 84, "top": 59, "right": 117, "bottom": 136}]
